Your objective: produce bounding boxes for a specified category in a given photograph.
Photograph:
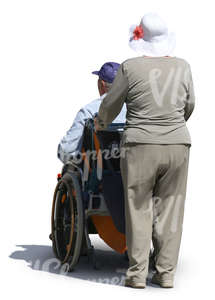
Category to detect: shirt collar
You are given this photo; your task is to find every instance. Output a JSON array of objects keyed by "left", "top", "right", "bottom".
[{"left": 100, "top": 93, "right": 107, "bottom": 101}]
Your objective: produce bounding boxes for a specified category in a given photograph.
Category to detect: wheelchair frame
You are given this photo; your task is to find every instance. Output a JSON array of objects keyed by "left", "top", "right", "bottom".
[{"left": 51, "top": 119, "right": 125, "bottom": 271}]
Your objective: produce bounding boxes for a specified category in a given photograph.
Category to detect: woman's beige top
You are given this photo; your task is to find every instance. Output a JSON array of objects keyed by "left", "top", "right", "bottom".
[{"left": 97, "top": 56, "right": 195, "bottom": 145}]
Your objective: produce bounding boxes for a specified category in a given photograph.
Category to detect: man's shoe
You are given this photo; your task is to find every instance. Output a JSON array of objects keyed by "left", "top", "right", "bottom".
[
  {"left": 151, "top": 273, "right": 174, "bottom": 288},
  {"left": 80, "top": 236, "right": 88, "bottom": 256},
  {"left": 125, "top": 279, "right": 146, "bottom": 289}
]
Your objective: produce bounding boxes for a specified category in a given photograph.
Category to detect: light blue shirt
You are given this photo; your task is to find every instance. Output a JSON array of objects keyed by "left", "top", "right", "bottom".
[{"left": 57, "top": 93, "right": 126, "bottom": 164}]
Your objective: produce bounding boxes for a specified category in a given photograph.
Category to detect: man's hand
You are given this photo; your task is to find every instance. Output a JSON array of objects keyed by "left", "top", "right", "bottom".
[{"left": 94, "top": 116, "right": 102, "bottom": 132}]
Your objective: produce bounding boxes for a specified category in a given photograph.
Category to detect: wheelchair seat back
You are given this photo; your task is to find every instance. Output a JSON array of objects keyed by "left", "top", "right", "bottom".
[{"left": 80, "top": 118, "right": 126, "bottom": 234}]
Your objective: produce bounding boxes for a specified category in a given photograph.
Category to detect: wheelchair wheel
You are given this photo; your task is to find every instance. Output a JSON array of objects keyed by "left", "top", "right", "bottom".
[{"left": 51, "top": 171, "right": 84, "bottom": 270}]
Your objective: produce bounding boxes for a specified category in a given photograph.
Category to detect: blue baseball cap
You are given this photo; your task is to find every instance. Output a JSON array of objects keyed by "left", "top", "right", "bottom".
[{"left": 92, "top": 62, "right": 120, "bottom": 83}]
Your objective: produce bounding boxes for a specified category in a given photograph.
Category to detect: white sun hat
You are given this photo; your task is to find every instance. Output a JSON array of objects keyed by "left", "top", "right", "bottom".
[{"left": 129, "top": 13, "right": 176, "bottom": 57}]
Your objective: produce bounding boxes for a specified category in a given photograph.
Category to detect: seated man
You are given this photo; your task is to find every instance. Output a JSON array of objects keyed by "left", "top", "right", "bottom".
[{"left": 57, "top": 62, "right": 126, "bottom": 164}]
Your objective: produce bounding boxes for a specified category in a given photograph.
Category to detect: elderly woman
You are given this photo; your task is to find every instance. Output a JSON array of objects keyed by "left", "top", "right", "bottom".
[{"left": 94, "top": 13, "right": 195, "bottom": 289}]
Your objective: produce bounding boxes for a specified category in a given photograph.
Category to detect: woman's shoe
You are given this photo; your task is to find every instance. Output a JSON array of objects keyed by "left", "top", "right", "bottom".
[
  {"left": 151, "top": 273, "right": 174, "bottom": 288},
  {"left": 124, "top": 279, "right": 146, "bottom": 289}
]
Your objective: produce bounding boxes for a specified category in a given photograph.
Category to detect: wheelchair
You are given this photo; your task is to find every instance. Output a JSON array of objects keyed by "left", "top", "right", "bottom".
[{"left": 50, "top": 118, "right": 127, "bottom": 271}]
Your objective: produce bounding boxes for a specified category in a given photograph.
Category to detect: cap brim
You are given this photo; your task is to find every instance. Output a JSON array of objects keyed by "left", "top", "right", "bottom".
[{"left": 92, "top": 71, "right": 99, "bottom": 75}]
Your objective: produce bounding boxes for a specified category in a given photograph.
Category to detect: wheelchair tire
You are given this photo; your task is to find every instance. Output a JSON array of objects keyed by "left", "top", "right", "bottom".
[{"left": 51, "top": 171, "right": 84, "bottom": 270}]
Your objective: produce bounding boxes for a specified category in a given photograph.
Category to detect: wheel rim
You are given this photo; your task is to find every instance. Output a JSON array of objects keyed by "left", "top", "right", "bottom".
[{"left": 52, "top": 181, "right": 77, "bottom": 263}]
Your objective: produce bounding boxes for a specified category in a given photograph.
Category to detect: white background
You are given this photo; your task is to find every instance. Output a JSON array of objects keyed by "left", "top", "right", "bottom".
[{"left": 0, "top": 0, "right": 214, "bottom": 299}]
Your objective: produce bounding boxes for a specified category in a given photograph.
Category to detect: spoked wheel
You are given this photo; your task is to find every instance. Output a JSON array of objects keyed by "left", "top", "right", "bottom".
[{"left": 51, "top": 171, "right": 84, "bottom": 271}]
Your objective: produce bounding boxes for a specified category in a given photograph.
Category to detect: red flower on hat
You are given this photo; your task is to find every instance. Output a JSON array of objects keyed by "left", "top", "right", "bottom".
[{"left": 133, "top": 25, "right": 144, "bottom": 40}]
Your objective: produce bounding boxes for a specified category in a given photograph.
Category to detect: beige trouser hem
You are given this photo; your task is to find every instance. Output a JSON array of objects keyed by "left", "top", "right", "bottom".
[{"left": 120, "top": 144, "right": 190, "bottom": 282}]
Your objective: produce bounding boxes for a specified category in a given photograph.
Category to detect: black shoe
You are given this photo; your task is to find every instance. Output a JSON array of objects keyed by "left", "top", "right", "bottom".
[
  {"left": 124, "top": 250, "right": 129, "bottom": 261},
  {"left": 80, "top": 236, "right": 88, "bottom": 256}
]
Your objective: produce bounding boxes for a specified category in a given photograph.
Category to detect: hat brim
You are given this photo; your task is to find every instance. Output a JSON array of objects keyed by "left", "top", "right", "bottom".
[{"left": 129, "top": 24, "right": 176, "bottom": 57}]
